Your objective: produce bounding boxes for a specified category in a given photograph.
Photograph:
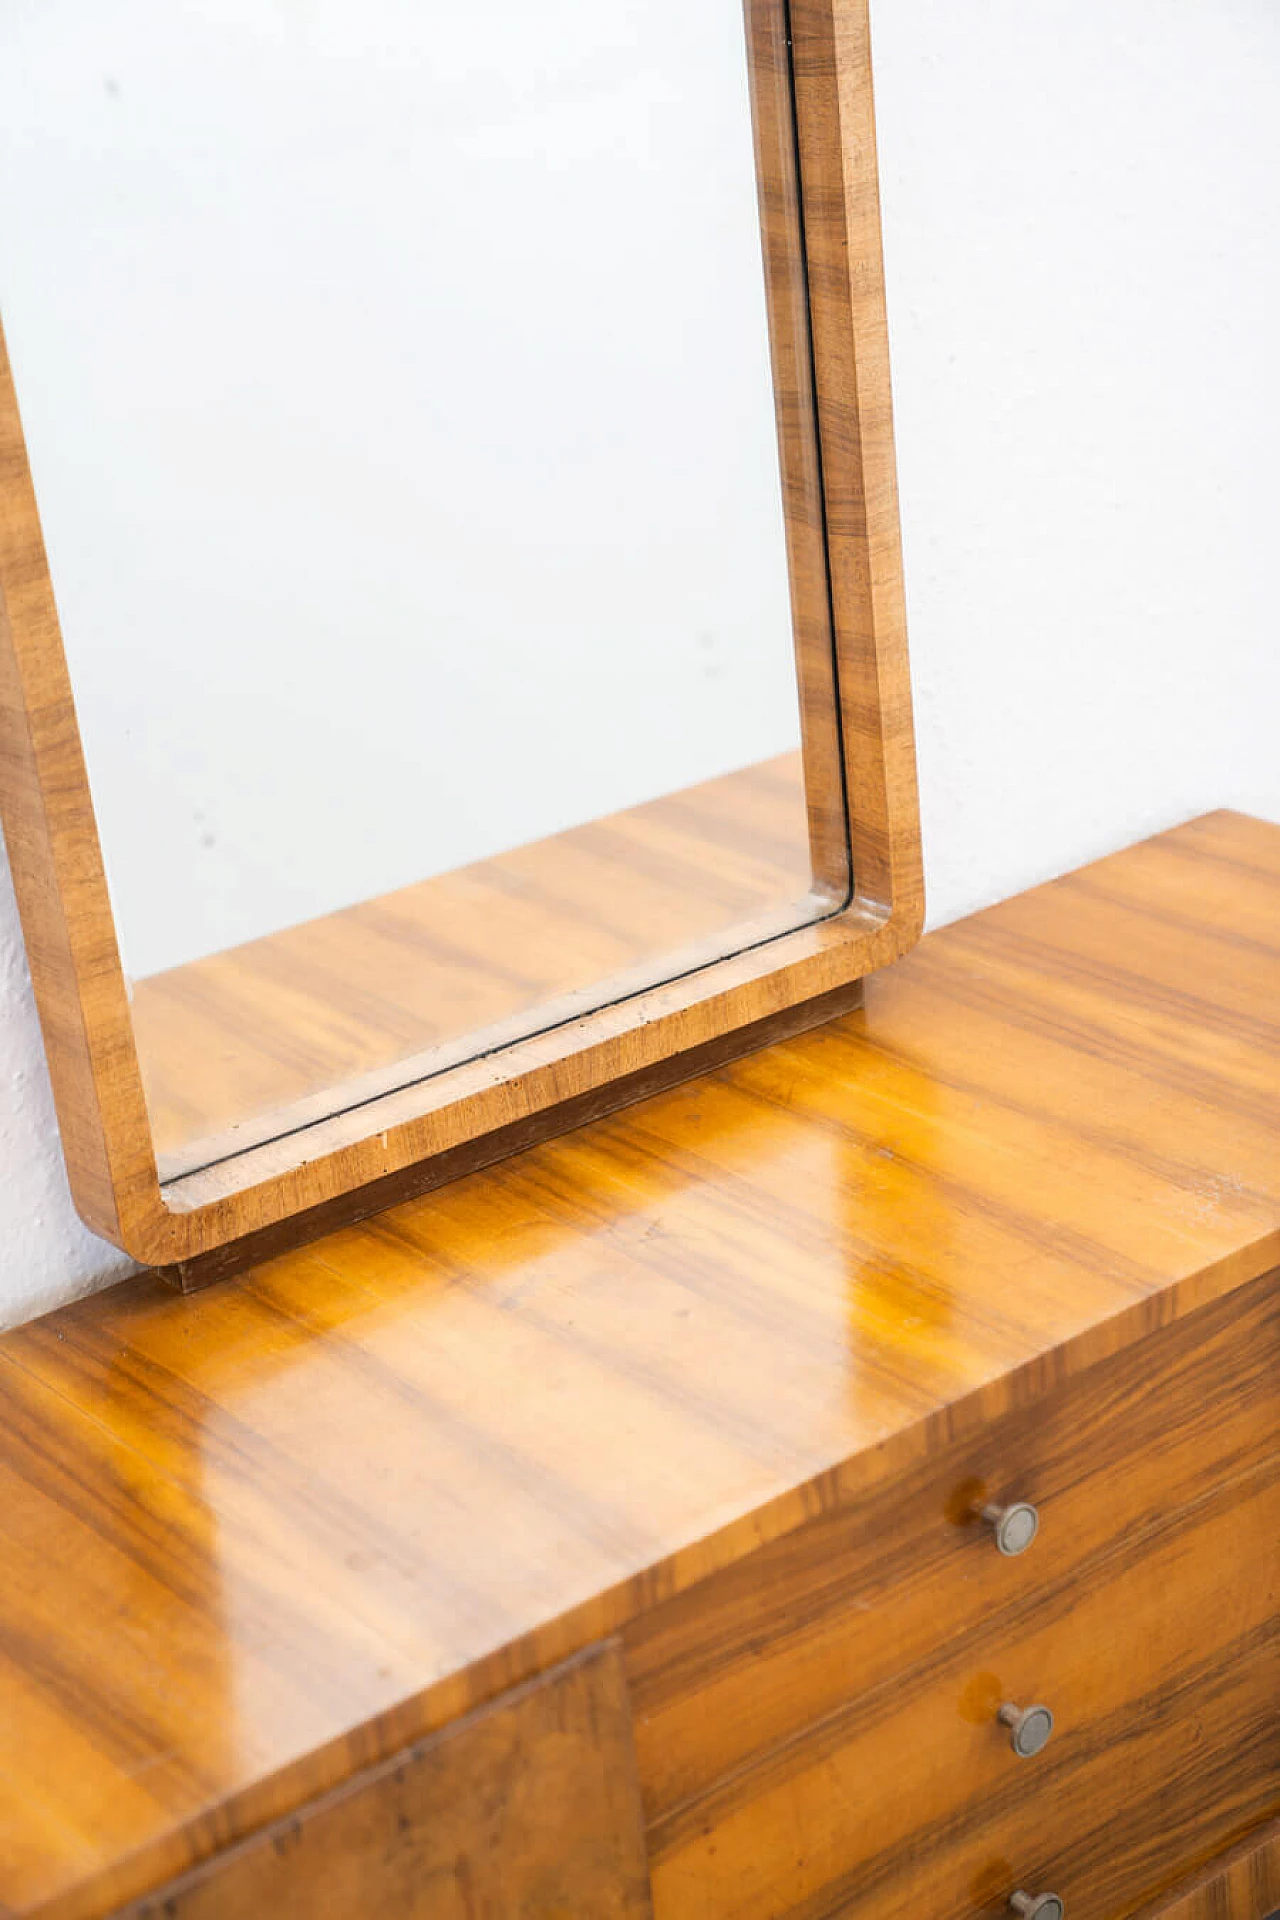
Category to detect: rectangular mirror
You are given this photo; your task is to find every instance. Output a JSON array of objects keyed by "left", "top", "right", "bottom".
[{"left": 0, "top": 0, "right": 922, "bottom": 1280}]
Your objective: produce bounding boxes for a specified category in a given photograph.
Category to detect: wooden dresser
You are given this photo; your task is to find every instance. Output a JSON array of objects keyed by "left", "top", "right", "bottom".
[{"left": 1, "top": 810, "right": 1277, "bottom": 1920}]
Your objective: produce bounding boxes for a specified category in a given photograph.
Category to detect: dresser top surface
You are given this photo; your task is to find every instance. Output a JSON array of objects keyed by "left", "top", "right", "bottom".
[{"left": 2, "top": 809, "right": 1278, "bottom": 1919}]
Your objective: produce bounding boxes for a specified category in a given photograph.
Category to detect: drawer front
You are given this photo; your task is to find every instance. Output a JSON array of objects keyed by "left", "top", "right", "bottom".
[
  {"left": 645, "top": 1458, "right": 1280, "bottom": 1920},
  {"left": 116, "top": 1642, "right": 653, "bottom": 1920},
  {"left": 626, "top": 1269, "right": 1280, "bottom": 1919},
  {"left": 1135, "top": 1813, "right": 1280, "bottom": 1920}
]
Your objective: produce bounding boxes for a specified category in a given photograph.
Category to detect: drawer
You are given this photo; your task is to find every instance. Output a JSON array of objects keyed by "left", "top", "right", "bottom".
[
  {"left": 645, "top": 1455, "right": 1280, "bottom": 1920},
  {"left": 1133, "top": 1813, "right": 1280, "bottom": 1920},
  {"left": 626, "top": 1269, "right": 1280, "bottom": 1818},
  {"left": 115, "top": 1642, "right": 653, "bottom": 1920},
  {"left": 625, "top": 1268, "right": 1280, "bottom": 1918}
]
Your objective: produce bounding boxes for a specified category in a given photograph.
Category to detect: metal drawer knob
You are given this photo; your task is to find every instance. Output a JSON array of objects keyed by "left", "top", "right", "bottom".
[
  {"left": 981, "top": 1500, "right": 1040, "bottom": 1556},
  {"left": 998, "top": 1700, "right": 1055, "bottom": 1757},
  {"left": 1010, "top": 1894, "right": 1064, "bottom": 1920}
]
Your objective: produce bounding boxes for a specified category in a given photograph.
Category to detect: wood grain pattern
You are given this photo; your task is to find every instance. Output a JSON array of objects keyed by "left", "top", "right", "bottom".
[
  {"left": 134, "top": 754, "right": 821, "bottom": 1181},
  {"left": 112, "top": 1643, "right": 652, "bottom": 1920},
  {"left": 0, "top": 814, "right": 1275, "bottom": 1919},
  {"left": 0, "top": 0, "right": 923, "bottom": 1266},
  {"left": 0, "top": 324, "right": 159, "bottom": 1248},
  {"left": 625, "top": 1267, "right": 1280, "bottom": 1822},
  {"left": 745, "top": 0, "right": 846, "bottom": 894},
  {"left": 653, "top": 1471, "right": 1280, "bottom": 1920},
  {"left": 633, "top": 1272, "right": 1280, "bottom": 1919},
  {"left": 791, "top": 0, "right": 921, "bottom": 918},
  {"left": 1140, "top": 1817, "right": 1280, "bottom": 1920},
  {"left": 153, "top": 974, "right": 866, "bottom": 1296}
]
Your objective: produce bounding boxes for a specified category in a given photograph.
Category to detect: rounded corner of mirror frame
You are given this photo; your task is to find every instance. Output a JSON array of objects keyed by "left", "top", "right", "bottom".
[{"left": 0, "top": 0, "right": 923, "bottom": 1283}]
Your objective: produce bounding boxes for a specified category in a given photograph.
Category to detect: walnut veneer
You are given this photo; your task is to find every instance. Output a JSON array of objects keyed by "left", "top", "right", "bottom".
[
  {"left": 0, "top": 810, "right": 1277, "bottom": 1919},
  {"left": 133, "top": 754, "right": 819, "bottom": 1182}
]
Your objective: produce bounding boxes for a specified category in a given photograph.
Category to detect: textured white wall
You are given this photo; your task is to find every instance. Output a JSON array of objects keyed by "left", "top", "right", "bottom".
[
  {"left": 2, "top": 0, "right": 1278, "bottom": 1326},
  {"left": 874, "top": 0, "right": 1280, "bottom": 923}
]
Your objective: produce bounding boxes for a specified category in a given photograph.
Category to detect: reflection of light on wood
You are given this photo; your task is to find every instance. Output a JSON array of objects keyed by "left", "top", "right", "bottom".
[
  {"left": 132, "top": 754, "right": 824, "bottom": 1179},
  {"left": 0, "top": 1297, "right": 243, "bottom": 1892},
  {"left": 0, "top": 815, "right": 1278, "bottom": 1914}
]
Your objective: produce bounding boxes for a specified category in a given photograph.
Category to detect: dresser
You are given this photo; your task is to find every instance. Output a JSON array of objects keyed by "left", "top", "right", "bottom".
[{"left": 1, "top": 809, "right": 1277, "bottom": 1920}]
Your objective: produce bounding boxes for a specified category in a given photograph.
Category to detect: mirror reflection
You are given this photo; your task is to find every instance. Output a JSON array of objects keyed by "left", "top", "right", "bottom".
[{"left": 0, "top": 0, "right": 840, "bottom": 1183}]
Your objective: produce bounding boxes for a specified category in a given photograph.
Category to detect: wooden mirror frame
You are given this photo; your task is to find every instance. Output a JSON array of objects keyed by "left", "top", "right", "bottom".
[{"left": 0, "top": 0, "right": 922, "bottom": 1285}]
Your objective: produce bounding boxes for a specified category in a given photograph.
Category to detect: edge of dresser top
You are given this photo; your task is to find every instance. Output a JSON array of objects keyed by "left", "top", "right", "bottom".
[{"left": 0, "top": 809, "right": 1277, "bottom": 1920}]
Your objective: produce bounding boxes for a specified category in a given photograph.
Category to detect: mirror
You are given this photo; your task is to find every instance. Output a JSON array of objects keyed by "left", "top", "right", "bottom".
[{"left": 0, "top": 0, "right": 921, "bottom": 1275}]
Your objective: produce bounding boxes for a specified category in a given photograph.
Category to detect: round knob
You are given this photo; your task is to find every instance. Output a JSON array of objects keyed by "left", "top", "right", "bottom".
[
  {"left": 981, "top": 1500, "right": 1040, "bottom": 1556},
  {"left": 1010, "top": 1893, "right": 1064, "bottom": 1920},
  {"left": 998, "top": 1700, "right": 1055, "bottom": 1757}
]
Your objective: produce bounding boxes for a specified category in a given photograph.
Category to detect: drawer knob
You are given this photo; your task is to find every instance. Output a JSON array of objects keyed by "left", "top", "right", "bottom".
[
  {"left": 998, "top": 1700, "right": 1055, "bottom": 1757},
  {"left": 1010, "top": 1893, "right": 1064, "bottom": 1920},
  {"left": 981, "top": 1500, "right": 1040, "bottom": 1556}
]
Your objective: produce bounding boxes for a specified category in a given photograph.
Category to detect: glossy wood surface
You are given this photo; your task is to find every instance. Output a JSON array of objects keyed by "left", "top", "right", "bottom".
[
  {"left": 113, "top": 1643, "right": 652, "bottom": 1920},
  {"left": 0, "top": 0, "right": 923, "bottom": 1266},
  {"left": 0, "top": 811, "right": 1276, "bottom": 1920},
  {"left": 1141, "top": 1817, "right": 1280, "bottom": 1920},
  {"left": 634, "top": 1271, "right": 1280, "bottom": 1919},
  {"left": 626, "top": 1270, "right": 1280, "bottom": 1825},
  {"left": 134, "top": 755, "right": 820, "bottom": 1182}
]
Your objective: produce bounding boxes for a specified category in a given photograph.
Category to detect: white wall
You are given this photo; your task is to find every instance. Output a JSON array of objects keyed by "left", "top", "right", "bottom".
[
  {"left": 2, "top": 0, "right": 1278, "bottom": 1326},
  {"left": 873, "top": 0, "right": 1280, "bottom": 920}
]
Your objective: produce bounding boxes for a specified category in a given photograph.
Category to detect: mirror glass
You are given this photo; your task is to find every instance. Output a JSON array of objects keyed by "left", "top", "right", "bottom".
[{"left": 0, "top": 0, "right": 841, "bottom": 1185}]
